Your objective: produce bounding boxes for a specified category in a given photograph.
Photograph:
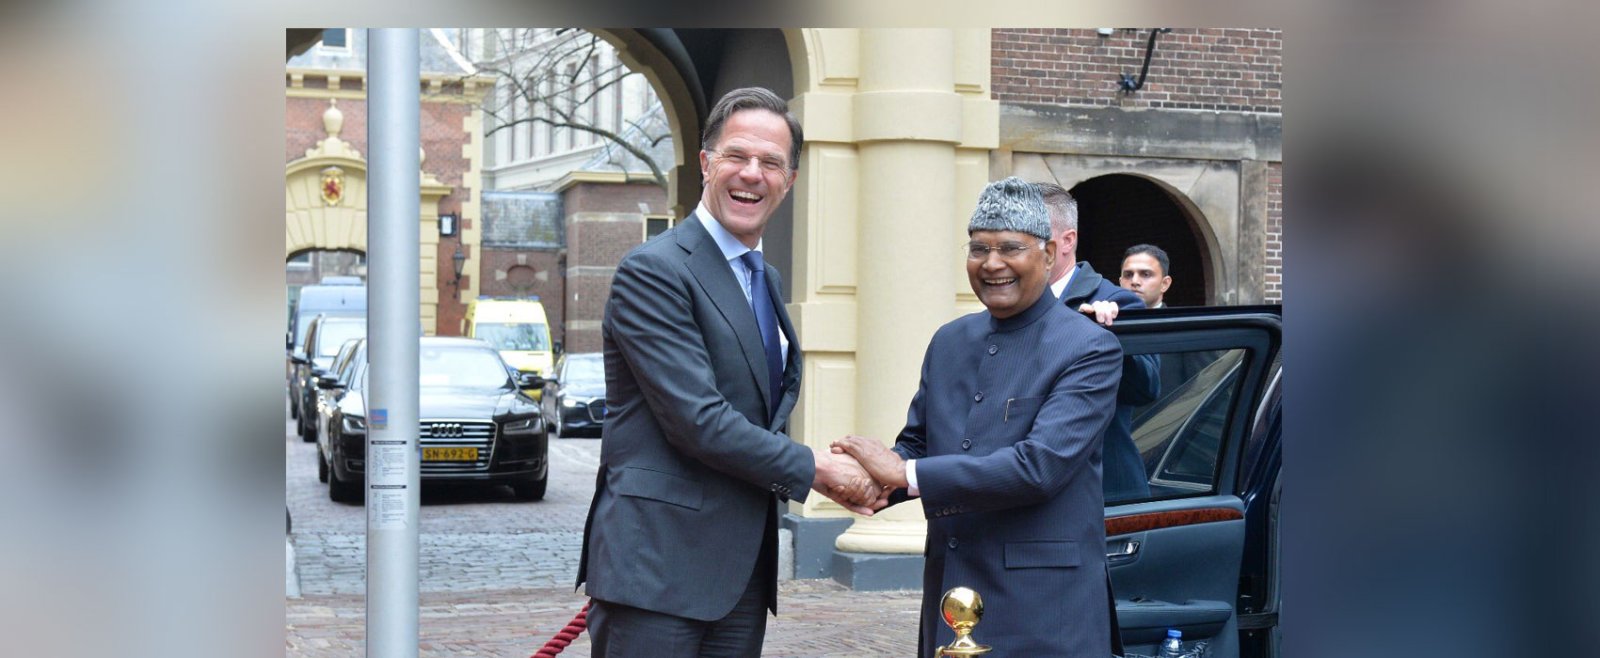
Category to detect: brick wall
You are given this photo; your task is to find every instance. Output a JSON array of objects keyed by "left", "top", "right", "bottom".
[
  {"left": 992, "top": 28, "right": 1282, "bottom": 112},
  {"left": 562, "top": 180, "right": 670, "bottom": 216},
  {"left": 287, "top": 93, "right": 482, "bottom": 324},
  {"left": 475, "top": 247, "right": 566, "bottom": 344},
  {"left": 563, "top": 210, "right": 645, "bottom": 354},
  {"left": 1266, "top": 162, "right": 1282, "bottom": 303},
  {"left": 421, "top": 102, "right": 475, "bottom": 333},
  {"left": 993, "top": 28, "right": 1284, "bottom": 303},
  {"left": 287, "top": 97, "right": 367, "bottom": 162}
]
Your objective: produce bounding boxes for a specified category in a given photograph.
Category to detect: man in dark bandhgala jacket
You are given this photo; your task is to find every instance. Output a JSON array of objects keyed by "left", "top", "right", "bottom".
[{"left": 836, "top": 177, "right": 1123, "bottom": 657}]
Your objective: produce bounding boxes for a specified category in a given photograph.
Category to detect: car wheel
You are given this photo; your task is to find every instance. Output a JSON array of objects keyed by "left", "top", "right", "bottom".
[
  {"left": 328, "top": 467, "right": 362, "bottom": 504},
  {"left": 299, "top": 413, "right": 316, "bottom": 442},
  {"left": 511, "top": 474, "right": 547, "bottom": 502},
  {"left": 289, "top": 393, "right": 298, "bottom": 419},
  {"left": 317, "top": 449, "right": 329, "bottom": 483}
]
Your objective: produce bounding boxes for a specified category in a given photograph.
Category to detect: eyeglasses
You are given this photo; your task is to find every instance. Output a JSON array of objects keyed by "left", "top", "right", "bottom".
[
  {"left": 707, "top": 149, "right": 789, "bottom": 175},
  {"left": 966, "top": 241, "right": 1043, "bottom": 260}
]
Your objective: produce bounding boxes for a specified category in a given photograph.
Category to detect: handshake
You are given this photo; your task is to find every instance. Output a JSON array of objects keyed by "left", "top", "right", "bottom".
[{"left": 810, "top": 435, "right": 906, "bottom": 516}]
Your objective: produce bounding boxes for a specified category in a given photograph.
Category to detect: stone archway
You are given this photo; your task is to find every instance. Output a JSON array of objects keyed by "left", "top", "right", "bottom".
[
  {"left": 286, "top": 98, "right": 452, "bottom": 332},
  {"left": 1012, "top": 152, "right": 1253, "bottom": 305},
  {"left": 1069, "top": 173, "right": 1213, "bottom": 306}
]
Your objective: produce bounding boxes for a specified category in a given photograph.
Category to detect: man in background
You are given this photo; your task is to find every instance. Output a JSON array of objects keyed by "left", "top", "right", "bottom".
[
  {"left": 1120, "top": 243, "right": 1172, "bottom": 309},
  {"left": 1037, "top": 182, "right": 1158, "bottom": 503}
]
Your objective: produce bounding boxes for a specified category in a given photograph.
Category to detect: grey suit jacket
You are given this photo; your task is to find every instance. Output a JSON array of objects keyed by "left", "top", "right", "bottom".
[{"left": 576, "top": 216, "right": 814, "bottom": 622}]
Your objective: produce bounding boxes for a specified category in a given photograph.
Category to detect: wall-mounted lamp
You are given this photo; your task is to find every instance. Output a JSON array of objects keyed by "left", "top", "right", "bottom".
[
  {"left": 1119, "top": 28, "right": 1173, "bottom": 94},
  {"left": 1096, "top": 28, "right": 1115, "bottom": 36},
  {"left": 439, "top": 213, "right": 459, "bottom": 237},
  {"left": 451, "top": 243, "right": 467, "bottom": 290}
]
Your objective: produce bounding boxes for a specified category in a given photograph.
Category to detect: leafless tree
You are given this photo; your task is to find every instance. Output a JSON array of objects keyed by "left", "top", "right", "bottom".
[{"left": 455, "top": 29, "right": 672, "bottom": 189}]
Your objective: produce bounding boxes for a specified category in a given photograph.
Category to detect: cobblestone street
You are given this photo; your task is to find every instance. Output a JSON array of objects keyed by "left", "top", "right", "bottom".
[
  {"left": 287, "top": 410, "right": 599, "bottom": 594},
  {"left": 286, "top": 407, "right": 922, "bottom": 656}
]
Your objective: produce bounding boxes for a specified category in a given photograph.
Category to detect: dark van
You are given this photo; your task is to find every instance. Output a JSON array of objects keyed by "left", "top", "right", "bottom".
[{"left": 287, "top": 279, "right": 365, "bottom": 419}]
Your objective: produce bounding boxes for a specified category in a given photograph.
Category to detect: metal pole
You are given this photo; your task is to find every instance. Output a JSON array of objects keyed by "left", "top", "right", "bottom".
[{"left": 366, "top": 28, "right": 421, "bottom": 658}]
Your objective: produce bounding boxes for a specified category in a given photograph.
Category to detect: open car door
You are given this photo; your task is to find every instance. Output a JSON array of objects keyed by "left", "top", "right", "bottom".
[{"left": 1107, "top": 306, "right": 1282, "bottom": 658}]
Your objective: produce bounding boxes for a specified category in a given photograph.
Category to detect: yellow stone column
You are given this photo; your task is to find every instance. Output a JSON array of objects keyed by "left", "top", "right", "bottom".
[
  {"left": 835, "top": 29, "right": 963, "bottom": 554},
  {"left": 784, "top": 28, "right": 998, "bottom": 563}
]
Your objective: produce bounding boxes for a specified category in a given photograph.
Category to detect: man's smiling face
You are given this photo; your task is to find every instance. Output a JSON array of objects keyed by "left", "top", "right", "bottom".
[
  {"left": 966, "top": 230, "right": 1055, "bottom": 319},
  {"left": 699, "top": 108, "right": 795, "bottom": 248}
]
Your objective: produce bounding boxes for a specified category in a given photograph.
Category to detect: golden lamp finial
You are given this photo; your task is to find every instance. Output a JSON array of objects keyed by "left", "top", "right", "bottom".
[{"left": 935, "top": 587, "right": 992, "bottom": 657}]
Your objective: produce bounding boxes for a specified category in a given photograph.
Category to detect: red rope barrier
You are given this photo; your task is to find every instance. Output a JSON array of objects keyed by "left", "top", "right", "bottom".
[{"left": 531, "top": 600, "right": 591, "bottom": 658}]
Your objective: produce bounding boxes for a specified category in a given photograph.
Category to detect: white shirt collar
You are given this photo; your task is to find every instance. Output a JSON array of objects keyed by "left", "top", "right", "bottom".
[
  {"left": 695, "top": 202, "right": 762, "bottom": 262},
  {"left": 1049, "top": 261, "right": 1078, "bottom": 299}
]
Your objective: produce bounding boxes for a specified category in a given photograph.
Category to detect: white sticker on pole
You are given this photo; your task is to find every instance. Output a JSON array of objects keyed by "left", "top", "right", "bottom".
[
  {"left": 369, "top": 438, "right": 410, "bottom": 529},
  {"left": 369, "top": 484, "right": 408, "bottom": 529},
  {"left": 370, "top": 440, "right": 409, "bottom": 481}
]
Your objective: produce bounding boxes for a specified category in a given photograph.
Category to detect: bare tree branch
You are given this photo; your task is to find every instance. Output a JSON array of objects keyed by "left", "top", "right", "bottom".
[{"left": 443, "top": 29, "right": 673, "bottom": 190}]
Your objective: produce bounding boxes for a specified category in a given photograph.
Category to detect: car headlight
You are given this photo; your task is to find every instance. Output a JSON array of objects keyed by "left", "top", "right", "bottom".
[
  {"left": 342, "top": 416, "right": 366, "bottom": 433},
  {"left": 561, "top": 397, "right": 579, "bottom": 408},
  {"left": 503, "top": 417, "right": 541, "bottom": 434}
]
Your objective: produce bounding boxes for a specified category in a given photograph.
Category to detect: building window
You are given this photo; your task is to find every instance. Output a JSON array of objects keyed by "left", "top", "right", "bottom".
[
  {"left": 321, "top": 29, "right": 348, "bottom": 50},
  {"left": 287, "top": 252, "right": 312, "bottom": 270},
  {"left": 645, "top": 216, "right": 674, "bottom": 239}
]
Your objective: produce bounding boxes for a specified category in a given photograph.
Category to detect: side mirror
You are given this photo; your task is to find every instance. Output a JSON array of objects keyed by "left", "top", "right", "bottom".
[
  {"left": 286, "top": 332, "right": 293, "bottom": 351},
  {"left": 518, "top": 372, "right": 547, "bottom": 389},
  {"left": 316, "top": 375, "right": 344, "bottom": 390},
  {"left": 552, "top": 340, "right": 564, "bottom": 356},
  {"left": 290, "top": 354, "right": 310, "bottom": 366}
]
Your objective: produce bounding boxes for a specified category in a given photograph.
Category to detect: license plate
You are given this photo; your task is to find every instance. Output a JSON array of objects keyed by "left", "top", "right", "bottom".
[{"left": 422, "top": 447, "right": 478, "bottom": 462}]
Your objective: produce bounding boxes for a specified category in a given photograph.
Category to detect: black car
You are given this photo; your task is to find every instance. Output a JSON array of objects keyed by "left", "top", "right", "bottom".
[
  {"left": 318, "top": 337, "right": 550, "bottom": 503},
  {"left": 542, "top": 352, "right": 605, "bottom": 438},
  {"left": 1098, "top": 306, "right": 1281, "bottom": 658},
  {"left": 290, "top": 313, "right": 366, "bottom": 441}
]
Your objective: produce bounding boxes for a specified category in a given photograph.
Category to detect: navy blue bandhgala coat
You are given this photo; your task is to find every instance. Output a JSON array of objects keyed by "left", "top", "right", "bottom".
[{"left": 893, "top": 290, "right": 1123, "bottom": 657}]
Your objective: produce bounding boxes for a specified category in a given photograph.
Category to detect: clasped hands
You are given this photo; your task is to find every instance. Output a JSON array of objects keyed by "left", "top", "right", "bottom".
[{"left": 810, "top": 435, "right": 907, "bottom": 516}]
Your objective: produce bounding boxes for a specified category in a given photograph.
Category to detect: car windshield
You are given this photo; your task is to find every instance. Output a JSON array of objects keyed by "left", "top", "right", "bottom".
[
  {"left": 419, "top": 346, "right": 512, "bottom": 389},
  {"left": 318, "top": 322, "right": 366, "bottom": 357},
  {"left": 564, "top": 355, "right": 604, "bottom": 387},
  {"left": 476, "top": 322, "right": 549, "bottom": 351}
]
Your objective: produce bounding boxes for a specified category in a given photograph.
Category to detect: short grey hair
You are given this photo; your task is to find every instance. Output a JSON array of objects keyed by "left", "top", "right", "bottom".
[
  {"left": 1036, "top": 181, "right": 1079, "bottom": 234},
  {"left": 967, "top": 177, "right": 1052, "bottom": 241}
]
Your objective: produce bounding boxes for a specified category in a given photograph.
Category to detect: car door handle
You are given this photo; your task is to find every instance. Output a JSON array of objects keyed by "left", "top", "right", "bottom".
[{"left": 1107, "top": 540, "right": 1141, "bottom": 559}]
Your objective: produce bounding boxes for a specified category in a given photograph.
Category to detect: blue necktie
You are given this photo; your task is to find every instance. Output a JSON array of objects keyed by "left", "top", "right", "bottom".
[{"left": 739, "top": 251, "right": 784, "bottom": 416}]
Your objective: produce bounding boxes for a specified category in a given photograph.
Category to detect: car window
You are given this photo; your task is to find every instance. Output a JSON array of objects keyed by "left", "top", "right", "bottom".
[
  {"left": 1122, "top": 348, "right": 1247, "bottom": 501},
  {"left": 419, "top": 346, "right": 513, "bottom": 389},
  {"left": 332, "top": 340, "right": 360, "bottom": 379},
  {"left": 563, "top": 356, "right": 604, "bottom": 386},
  {"left": 317, "top": 321, "right": 366, "bottom": 357},
  {"left": 475, "top": 322, "right": 550, "bottom": 351}
]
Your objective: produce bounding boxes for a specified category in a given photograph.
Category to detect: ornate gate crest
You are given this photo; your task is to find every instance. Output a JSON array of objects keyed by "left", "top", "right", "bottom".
[{"left": 320, "top": 166, "right": 345, "bottom": 206}]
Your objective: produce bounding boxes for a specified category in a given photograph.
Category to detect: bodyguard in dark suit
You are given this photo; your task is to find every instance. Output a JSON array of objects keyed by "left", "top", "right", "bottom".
[
  {"left": 1038, "top": 183, "right": 1160, "bottom": 503},
  {"left": 835, "top": 178, "right": 1124, "bottom": 657},
  {"left": 576, "top": 88, "right": 876, "bottom": 658}
]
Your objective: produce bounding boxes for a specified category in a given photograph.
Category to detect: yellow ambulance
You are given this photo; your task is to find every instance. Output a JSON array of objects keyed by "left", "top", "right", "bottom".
[{"left": 463, "top": 297, "right": 555, "bottom": 399}]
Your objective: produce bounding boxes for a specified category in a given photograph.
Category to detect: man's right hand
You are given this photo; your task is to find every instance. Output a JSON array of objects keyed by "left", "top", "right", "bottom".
[{"left": 812, "top": 448, "right": 884, "bottom": 515}]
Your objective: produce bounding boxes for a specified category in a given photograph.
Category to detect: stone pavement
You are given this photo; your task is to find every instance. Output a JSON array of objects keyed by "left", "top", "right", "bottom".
[
  {"left": 286, "top": 580, "right": 922, "bottom": 657},
  {"left": 287, "top": 405, "right": 924, "bottom": 656}
]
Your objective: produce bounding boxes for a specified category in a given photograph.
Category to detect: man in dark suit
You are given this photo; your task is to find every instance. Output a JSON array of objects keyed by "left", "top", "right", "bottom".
[
  {"left": 834, "top": 177, "right": 1124, "bottom": 656},
  {"left": 576, "top": 87, "right": 877, "bottom": 658},
  {"left": 1037, "top": 182, "right": 1160, "bottom": 503},
  {"left": 1119, "top": 243, "right": 1172, "bottom": 309}
]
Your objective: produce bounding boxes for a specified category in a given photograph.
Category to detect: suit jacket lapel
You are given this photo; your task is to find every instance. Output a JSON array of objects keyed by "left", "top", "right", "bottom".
[
  {"left": 1061, "top": 261, "right": 1104, "bottom": 308},
  {"left": 769, "top": 266, "right": 802, "bottom": 429},
  {"left": 676, "top": 217, "right": 776, "bottom": 416}
]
